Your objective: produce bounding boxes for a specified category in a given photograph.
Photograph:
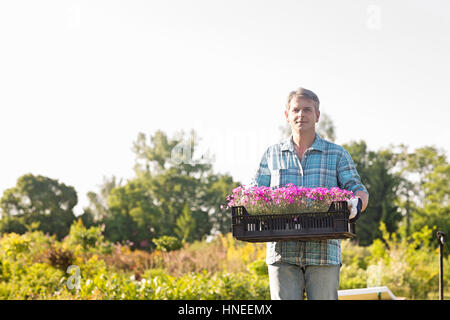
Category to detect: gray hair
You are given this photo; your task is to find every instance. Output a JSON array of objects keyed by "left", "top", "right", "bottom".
[{"left": 285, "top": 87, "right": 320, "bottom": 111}]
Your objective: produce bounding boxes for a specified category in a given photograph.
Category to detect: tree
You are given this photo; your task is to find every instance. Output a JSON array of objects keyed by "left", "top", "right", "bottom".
[
  {"left": 423, "top": 163, "right": 449, "bottom": 206},
  {"left": 93, "top": 130, "right": 239, "bottom": 245},
  {"left": 409, "top": 157, "right": 449, "bottom": 241},
  {"left": 132, "top": 130, "right": 181, "bottom": 174},
  {"left": 343, "top": 141, "right": 403, "bottom": 245},
  {"left": 0, "top": 173, "right": 77, "bottom": 239},
  {"left": 131, "top": 130, "right": 235, "bottom": 240},
  {"left": 395, "top": 146, "right": 449, "bottom": 239},
  {"left": 84, "top": 175, "right": 123, "bottom": 222},
  {"left": 175, "top": 203, "right": 196, "bottom": 243},
  {"left": 203, "top": 173, "right": 240, "bottom": 234},
  {"left": 104, "top": 178, "right": 162, "bottom": 250},
  {"left": 398, "top": 146, "right": 448, "bottom": 204},
  {"left": 145, "top": 165, "right": 201, "bottom": 237}
]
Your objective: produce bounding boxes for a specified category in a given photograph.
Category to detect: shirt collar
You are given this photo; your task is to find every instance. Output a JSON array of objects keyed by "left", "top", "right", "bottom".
[{"left": 281, "top": 132, "right": 325, "bottom": 153}]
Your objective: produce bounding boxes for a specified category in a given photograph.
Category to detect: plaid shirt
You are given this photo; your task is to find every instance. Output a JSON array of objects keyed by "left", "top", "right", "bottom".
[{"left": 250, "top": 133, "right": 368, "bottom": 266}]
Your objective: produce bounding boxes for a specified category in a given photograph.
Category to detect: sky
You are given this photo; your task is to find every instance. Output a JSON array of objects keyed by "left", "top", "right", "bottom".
[{"left": 1, "top": 0, "right": 449, "bottom": 216}]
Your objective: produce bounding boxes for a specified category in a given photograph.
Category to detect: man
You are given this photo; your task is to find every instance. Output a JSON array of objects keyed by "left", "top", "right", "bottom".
[{"left": 250, "top": 87, "right": 369, "bottom": 300}]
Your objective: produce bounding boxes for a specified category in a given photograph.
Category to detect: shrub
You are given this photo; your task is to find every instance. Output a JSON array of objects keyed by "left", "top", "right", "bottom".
[
  {"left": 152, "top": 235, "right": 182, "bottom": 252},
  {"left": 0, "top": 233, "right": 31, "bottom": 258},
  {"left": 339, "top": 223, "right": 449, "bottom": 299},
  {"left": 0, "top": 262, "right": 64, "bottom": 300},
  {"left": 136, "top": 269, "right": 269, "bottom": 300},
  {"left": 64, "top": 219, "right": 111, "bottom": 253},
  {"left": 247, "top": 260, "right": 268, "bottom": 276},
  {"left": 99, "top": 243, "right": 153, "bottom": 280},
  {"left": 45, "top": 246, "right": 75, "bottom": 271},
  {"left": 0, "top": 227, "right": 448, "bottom": 300}
]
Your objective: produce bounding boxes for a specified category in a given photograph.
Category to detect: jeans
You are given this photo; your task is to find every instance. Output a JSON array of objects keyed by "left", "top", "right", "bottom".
[{"left": 268, "top": 262, "right": 340, "bottom": 300}]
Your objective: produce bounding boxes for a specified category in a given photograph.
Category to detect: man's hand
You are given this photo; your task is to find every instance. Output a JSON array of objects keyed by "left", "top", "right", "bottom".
[{"left": 347, "top": 197, "right": 363, "bottom": 222}]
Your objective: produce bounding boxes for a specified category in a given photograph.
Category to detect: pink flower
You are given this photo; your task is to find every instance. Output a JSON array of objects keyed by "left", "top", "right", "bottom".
[{"left": 226, "top": 184, "right": 354, "bottom": 215}]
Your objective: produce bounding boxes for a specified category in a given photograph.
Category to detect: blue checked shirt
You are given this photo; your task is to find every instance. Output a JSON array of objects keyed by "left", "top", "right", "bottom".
[{"left": 250, "top": 133, "right": 368, "bottom": 266}]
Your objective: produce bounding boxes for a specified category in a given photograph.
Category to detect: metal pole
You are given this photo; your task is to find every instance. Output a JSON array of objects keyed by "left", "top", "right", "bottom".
[{"left": 437, "top": 231, "right": 445, "bottom": 300}]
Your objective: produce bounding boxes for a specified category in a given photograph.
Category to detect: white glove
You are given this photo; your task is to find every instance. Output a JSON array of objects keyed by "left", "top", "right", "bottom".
[{"left": 346, "top": 197, "right": 361, "bottom": 221}]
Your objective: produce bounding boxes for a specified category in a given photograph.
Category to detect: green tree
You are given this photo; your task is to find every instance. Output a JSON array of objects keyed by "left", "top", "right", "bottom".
[
  {"left": 84, "top": 175, "right": 123, "bottom": 222},
  {"left": 396, "top": 146, "right": 449, "bottom": 240},
  {"left": 397, "top": 146, "right": 447, "bottom": 203},
  {"left": 0, "top": 174, "right": 77, "bottom": 239},
  {"left": 343, "top": 142, "right": 403, "bottom": 245},
  {"left": 410, "top": 162, "right": 449, "bottom": 243},
  {"left": 104, "top": 178, "right": 162, "bottom": 249},
  {"left": 96, "top": 130, "right": 239, "bottom": 245},
  {"left": 175, "top": 203, "right": 196, "bottom": 243},
  {"left": 132, "top": 130, "right": 181, "bottom": 174},
  {"left": 131, "top": 130, "right": 235, "bottom": 240},
  {"left": 203, "top": 173, "right": 240, "bottom": 234}
]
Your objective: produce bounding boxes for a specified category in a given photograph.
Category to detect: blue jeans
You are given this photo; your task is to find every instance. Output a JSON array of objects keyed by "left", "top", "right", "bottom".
[{"left": 268, "top": 262, "right": 340, "bottom": 300}]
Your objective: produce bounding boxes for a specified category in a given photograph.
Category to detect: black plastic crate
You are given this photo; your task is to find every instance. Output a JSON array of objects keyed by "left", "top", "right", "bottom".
[{"left": 231, "top": 201, "right": 355, "bottom": 242}]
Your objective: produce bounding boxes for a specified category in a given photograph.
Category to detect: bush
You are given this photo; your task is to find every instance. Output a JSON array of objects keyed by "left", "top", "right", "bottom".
[
  {"left": 45, "top": 246, "right": 75, "bottom": 271},
  {"left": 0, "top": 262, "right": 64, "bottom": 299},
  {"left": 135, "top": 269, "right": 269, "bottom": 300},
  {"left": 1, "top": 233, "right": 31, "bottom": 258},
  {"left": 64, "top": 219, "right": 111, "bottom": 254},
  {"left": 247, "top": 260, "right": 268, "bottom": 276},
  {"left": 339, "top": 223, "right": 449, "bottom": 299},
  {"left": 152, "top": 236, "right": 182, "bottom": 252},
  {"left": 0, "top": 227, "right": 448, "bottom": 300}
]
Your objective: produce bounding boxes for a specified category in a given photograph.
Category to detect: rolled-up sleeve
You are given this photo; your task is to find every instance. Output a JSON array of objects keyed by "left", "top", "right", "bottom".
[
  {"left": 337, "top": 149, "right": 368, "bottom": 195},
  {"left": 249, "top": 149, "right": 271, "bottom": 187}
]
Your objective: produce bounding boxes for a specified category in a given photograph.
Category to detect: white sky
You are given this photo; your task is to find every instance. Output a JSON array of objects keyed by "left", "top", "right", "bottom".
[{"left": 1, "top": 0, "right": 449, "bottom": 215}]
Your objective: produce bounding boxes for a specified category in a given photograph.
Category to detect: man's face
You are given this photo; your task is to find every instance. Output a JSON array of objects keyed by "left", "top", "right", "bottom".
[{"left": 285, "top": 97, "right": 320, "bottom": 134}]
